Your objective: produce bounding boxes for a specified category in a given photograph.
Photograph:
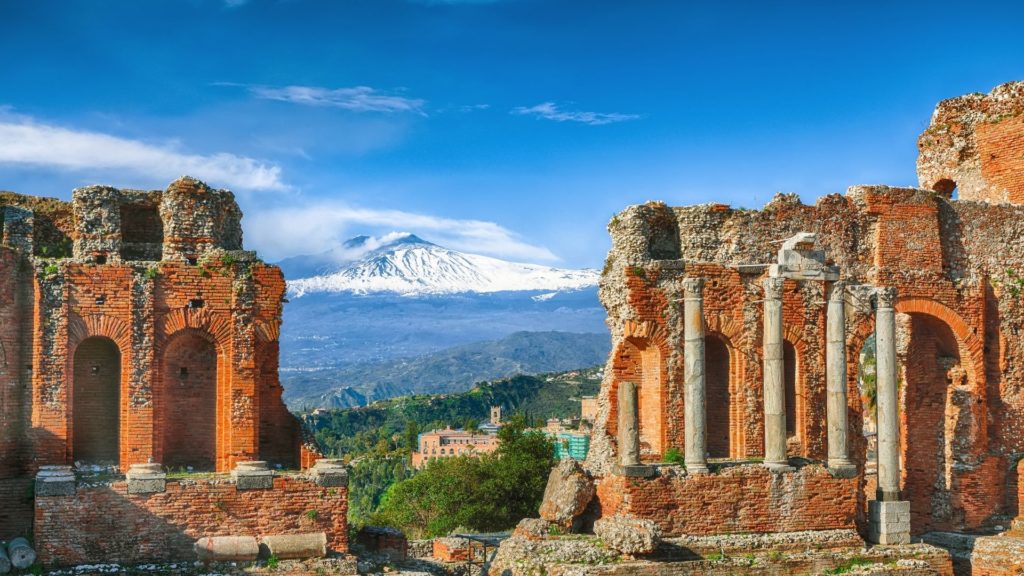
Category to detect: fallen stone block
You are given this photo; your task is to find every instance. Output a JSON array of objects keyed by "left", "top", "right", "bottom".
[
  {"left": 232, "top": 461, "right": 274, "bottom": 490},
  {"left": 593, "top": 515, "right": 661, "bottom": 555},
  {"left": 513, "top": 518, "right": 555, "bottom": 540},
  {"left": 261, "top": 533, "right": 327, "bottom": 560},
  {"left": 7, "top": 538, "right": 36, "bottom": 570},
  {"left": 538, "top": 459, "right": 595, "bottom": 530},
  {"left": 194, "top": 536, "right": 260, "bottom": 562}
]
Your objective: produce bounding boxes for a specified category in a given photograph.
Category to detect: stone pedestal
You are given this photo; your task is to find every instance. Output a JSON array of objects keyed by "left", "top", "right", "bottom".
[
  {"left": 309, "top": 459, "right": 349, "bottom": 488},
  {"left": 868, "top": 500, "right": 911, "bottom": 545},
  {"left": 682, "top": 277, "right": 708, "bottom": 474},
  {"left": 35, "top": 465, "right": 76, "bottom": 497},
  {"left": 762, "top": 277, "right": 792, "bottom": 472},
  {"left": 232, "top": 460, "right": 274, "bottom": 490},
  {"left": 126, "top": 463, "right": 167, "bottom": 494}
]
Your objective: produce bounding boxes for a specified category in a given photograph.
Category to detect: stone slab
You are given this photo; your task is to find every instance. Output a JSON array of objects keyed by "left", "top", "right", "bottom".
[
  {"left": 613, "top": 464, "right": 656, "bottom": 478},
  {"left": 234, "top": 471, "right": 274, "bottom": 490}
]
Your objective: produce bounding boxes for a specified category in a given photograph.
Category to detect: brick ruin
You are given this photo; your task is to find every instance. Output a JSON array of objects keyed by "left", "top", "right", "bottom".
[
  {"left": 0, "top": 176, "right": 344, "bottom": 566},
  {"left": 515, "top": 81, "right": 1024, "bottom": 574}
]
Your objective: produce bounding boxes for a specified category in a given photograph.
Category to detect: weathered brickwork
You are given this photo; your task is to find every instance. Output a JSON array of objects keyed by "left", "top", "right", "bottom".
[
  {"left": 0, "top": 177, "right": 326, "bottom": 544},
  {"left": 34, "top": 476, "right": 348, "bottom": 566},
  {"left": 595, "top": 464, "right": 858, "bottom": 536},
  {"left": 557, "top": 81, "right": 1024, "bottom": 550}
]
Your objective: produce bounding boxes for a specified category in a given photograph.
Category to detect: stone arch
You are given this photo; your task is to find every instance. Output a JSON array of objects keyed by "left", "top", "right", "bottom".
[
  {"left": 894, "top": 297, "right": 984, "bottom": 392},
  {"left": 608, "top": 320, "right": 669, "bottom": 460},
  {"left": 66, "top": 313, "right": 131, "bottom": 467}
]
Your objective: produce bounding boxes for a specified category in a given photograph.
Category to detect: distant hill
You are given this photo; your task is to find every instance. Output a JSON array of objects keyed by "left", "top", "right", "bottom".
[
  {"left": 302, "top": 366, "right": 604, "bottom": 459},
  {"left": 282, "top": 331, "right": 611, "bottom": 410}
]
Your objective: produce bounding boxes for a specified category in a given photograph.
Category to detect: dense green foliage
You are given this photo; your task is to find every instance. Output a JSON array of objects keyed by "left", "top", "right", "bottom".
[
  {"left": 370, "top": 416, "right": 555, "bottom": 538},
  {"left": 305, "top": 367, "right": 601, "bottom": 459},
  {"left": 301, "top": 366, "right": 599, "bottom": 531}
]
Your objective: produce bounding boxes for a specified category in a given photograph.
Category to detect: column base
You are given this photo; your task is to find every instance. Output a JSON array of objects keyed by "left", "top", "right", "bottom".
[
  {"left": 613, "top": 464, "right": 657, "bottom": 478},
  {"left": 827, "top": 461, "right": 858, "bottom": 478},
  {"left": 868, "top": 500, "right": 911, "bottom": 545},
  {"left": 763, "top": 460, "right": 794, "bottom": 473},
  {"left": 685, "top": 461, "right": 709, "bottom": 475}
]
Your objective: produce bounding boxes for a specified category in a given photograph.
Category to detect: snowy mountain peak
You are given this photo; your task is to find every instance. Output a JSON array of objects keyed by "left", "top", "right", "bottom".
[{"left": 283, "top": 233, "right": 598, "bottom": 297}]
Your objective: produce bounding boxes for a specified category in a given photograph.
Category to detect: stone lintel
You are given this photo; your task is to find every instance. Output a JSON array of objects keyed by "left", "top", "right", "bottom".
[
  {"left": 35, "top": 465, "right": 76, "bottom": 497},
  {"left": 768, "top": 263, "right": 840, "bottom": 281},
  {"left": 764, "top": 462, "right": 795, "bottom": 474}
]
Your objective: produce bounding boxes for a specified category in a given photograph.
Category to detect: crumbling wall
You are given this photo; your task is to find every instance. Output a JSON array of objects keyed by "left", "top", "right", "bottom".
[
  {"left": 918, "top": 81, "right": 1024, "bottom": 204},
  {"left": 587, "top": 178, "right": 1024, "bottom": 535},
  {"left": 35, "top": 475, "right": 348, "bottom": 566}
]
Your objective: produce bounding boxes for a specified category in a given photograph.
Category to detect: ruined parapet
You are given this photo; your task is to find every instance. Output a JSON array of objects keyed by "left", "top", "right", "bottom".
[
  {"left": 71, "top": 186, "right": 163, "bottom": 263},
  {"left": 917, "top": 80, "right": 1024, "bottom": 203},
  {"left": 160, "top": 176, "right": 243, "bottom": 261}
]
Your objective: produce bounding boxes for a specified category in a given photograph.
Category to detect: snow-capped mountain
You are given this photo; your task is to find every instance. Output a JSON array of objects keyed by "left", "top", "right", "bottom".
[{"left": 283, "top": 233, "right": 599, "bottom": 297}]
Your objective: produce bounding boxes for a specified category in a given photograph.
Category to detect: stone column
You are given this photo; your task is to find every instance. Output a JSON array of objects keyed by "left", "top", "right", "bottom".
[
  {"left": 874, "top": 287, "right": 900, "bottom": 500},
  {"left": 616, "top": 381, "right": 654, "bottom": 477},
  {"left": 869, "top": 286, "right": 910, "bottom": 545},
  {"left": 618, "top": 381, "right": 641, "bottom": 467},
  {"left": 826, "top": 281, "right": 855, "bottom": 473},
  {"left": 682, "top": 278, "right": 708, "bottom": 473},
  {"left": 762, "top": 277, "right": 791, "bottom": 471}
]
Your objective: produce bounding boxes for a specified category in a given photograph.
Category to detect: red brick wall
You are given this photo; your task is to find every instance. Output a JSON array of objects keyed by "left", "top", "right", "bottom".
[
  {"left": 706, "top": 335, "right": 731, "bottom": 458},
  {"left": 595, "top": 464, "right": 859, "bottom": 536},
  {"left": 35, "top": 476, "right": 348, "bottom": 566},
  {"left": 0, "top": 478, "right": 34, "bottom": 541},
  {"left": 71, "top": 336, "right": 121, "bottom": 463},
  {"left": 977, "top": 115, "right": 1024, "bottom": 205},
  {"left": 162, "top": 331, "right": 218, "bottom": 471}
]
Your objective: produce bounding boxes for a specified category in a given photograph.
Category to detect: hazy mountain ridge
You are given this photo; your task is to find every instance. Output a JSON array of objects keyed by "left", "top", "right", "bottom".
[{"left": 282, "top": 330, "right": 611, "bottom": 410}]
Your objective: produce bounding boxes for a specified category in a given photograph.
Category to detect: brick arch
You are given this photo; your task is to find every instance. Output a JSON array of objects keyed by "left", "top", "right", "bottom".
[
  {"left": 157, "top": 307, "right": 232, "bottom": 352},
  {"left": 895, "top": 297, "right": 985, "bottom": 391},
  {"left": 782, "top": 325, "right": 810, "bottom": 450},
  {"left": 609, "top": 320, "right": 670, "bottom": 460},
  {"left": 705, "top": 328, "right": 746, "bottom": 458},
  {"left": 65, "top": 313, "right": 131, "bottom": 467},
  {"left": 254, "top": 319, "right": 280, "bottom": 343},
  {"left": 68, "top": 313, "right": 131, "bottom": 352}
]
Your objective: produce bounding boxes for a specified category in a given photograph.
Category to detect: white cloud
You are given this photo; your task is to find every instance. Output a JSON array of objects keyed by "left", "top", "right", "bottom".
[
  {"left": 246, "top": 85, "right": 427, "bottom": 115},
  {"left": 245, "top": 202, "right": 559, "bottom": 263},
  {"left": 0, "top": 112, "right": 286, "bottom": 191},
  {"left": 511, "top": 102, "right": 641, "bottom": 126}
]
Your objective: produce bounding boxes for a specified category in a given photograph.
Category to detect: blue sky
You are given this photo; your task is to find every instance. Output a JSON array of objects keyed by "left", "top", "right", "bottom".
[{"left": 2, "top": 1, "right": 1023, "bottom": 268}]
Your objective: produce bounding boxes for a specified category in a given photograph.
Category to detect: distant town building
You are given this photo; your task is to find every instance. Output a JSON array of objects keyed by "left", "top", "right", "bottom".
[
  {"left": 580, "top": 396, "right": 598, "bottom": 422},
  {"left": 411, "top": 428, "right": 500, "bottom": 468},
  {"left": 478, "top": 405, "right": 504, "bottom": 435},
  {"left": 550, "top": 431, "right": 590, "bottom": 461}
]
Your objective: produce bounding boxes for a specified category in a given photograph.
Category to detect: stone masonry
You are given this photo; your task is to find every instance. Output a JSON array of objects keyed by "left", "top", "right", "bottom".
[{"left": 526, "top": 81, "right": 1024, "bottom": 566}]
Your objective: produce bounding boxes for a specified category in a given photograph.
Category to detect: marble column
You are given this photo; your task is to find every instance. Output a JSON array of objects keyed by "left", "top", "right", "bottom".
[
  {"left": 762, "top": 277, "right": 790, "bottom": 471},
  {"left": 874, "top": 287, "right": 900, "bottom": 501},
  {"left": 869, "top": 286, "right": 911, "bottom": 544},
  {"left": 826, "top": 281, "right": 854, "bottom": 471},
  {"left": 682, "top": 278, "right": 708, "bottom": 473},
  {"left": 618, "top": 380, "right": 641, "bottom": 467}
]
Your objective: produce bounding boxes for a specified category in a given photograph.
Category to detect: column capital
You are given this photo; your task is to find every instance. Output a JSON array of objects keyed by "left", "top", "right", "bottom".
[
  {"left": 763, "top": 276, "right": 785, "bottom": 300},
  {"left": 681, "top": 277, "right": 705, "bottom": 298},
  {"left": 828, "top": 280, "right": 847, "bottom": 303},
  {"left": 874, "top": 286, "right": 897, "bottom": 309}
]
